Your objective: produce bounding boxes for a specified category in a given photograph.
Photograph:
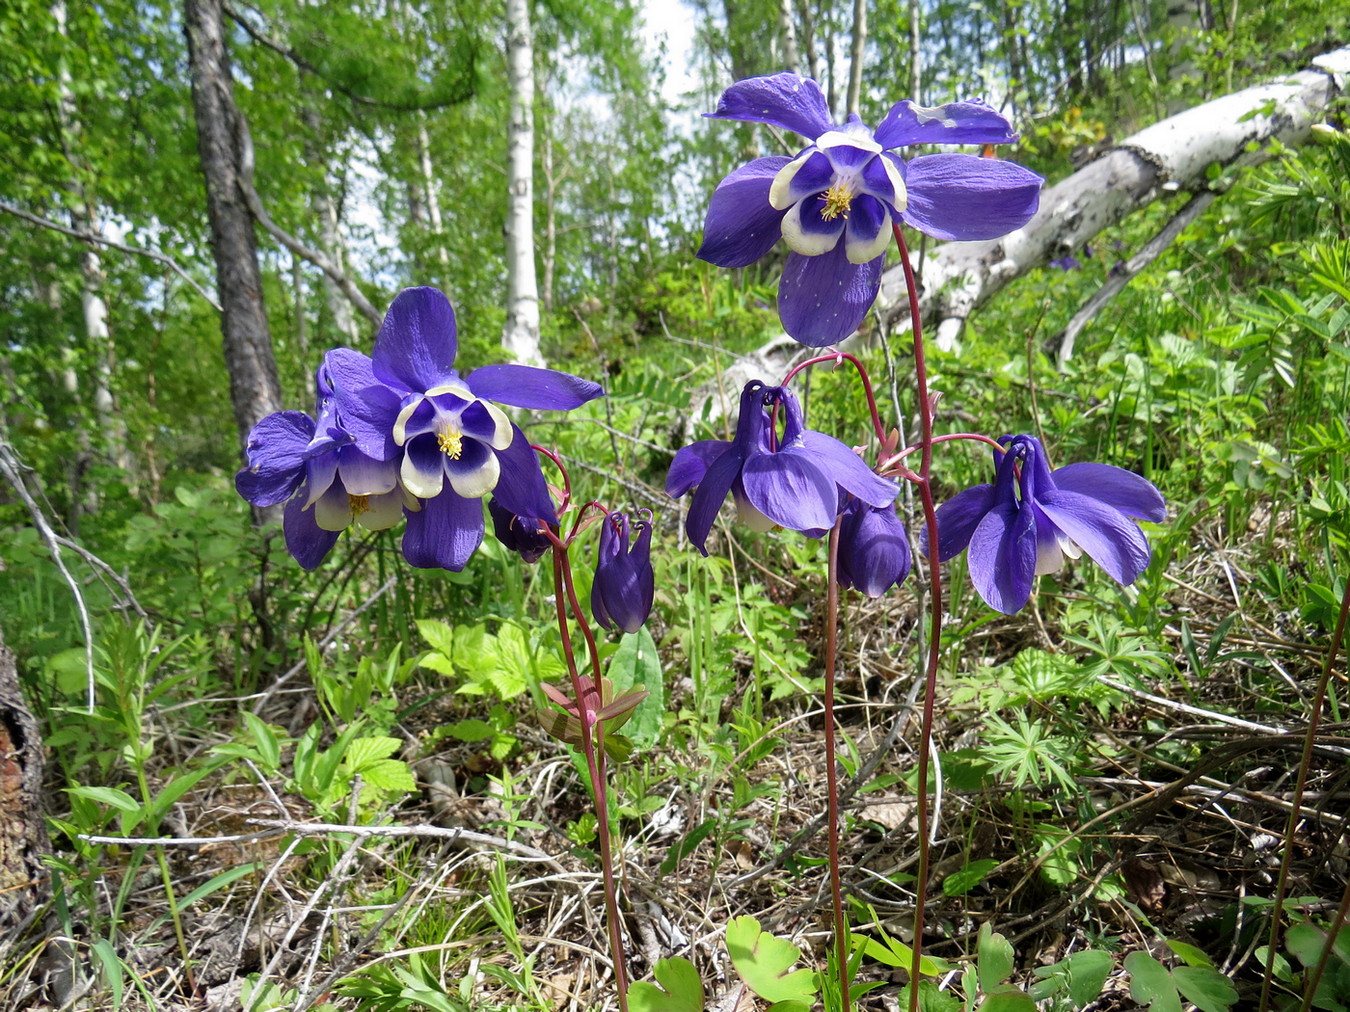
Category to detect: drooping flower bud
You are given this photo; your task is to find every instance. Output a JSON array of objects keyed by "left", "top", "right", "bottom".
[
  {"left": 836, "top": 498, "right": 911, "bottom": 597},
  {"left": 591, "top": 511, "right": 654, "bottom": 634}
]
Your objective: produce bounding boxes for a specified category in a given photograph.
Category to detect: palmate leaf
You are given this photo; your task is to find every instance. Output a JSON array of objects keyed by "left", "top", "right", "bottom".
[
  {"left": 725, "top": 915, "right": 817, "bottom": 1005},
  {"left": 627, "top": 956, "right": 704, "bottom": 1012}
]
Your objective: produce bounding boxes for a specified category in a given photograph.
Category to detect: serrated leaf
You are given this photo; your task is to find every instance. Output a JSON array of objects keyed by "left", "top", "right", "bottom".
[
  {"left": 627, "top": 956, "right": 704, "bottom": 1012},
  {"left": 977, "top": 923, "right": 1015, "bottom": 989},
  {"left": 1172, "top": 966, "right": 1239, "bottom": 1012},
  {"left": 359, "top": 759, "right": 415, "bottom": 793},
  {"left": 446, "top": 719, "right": 495, "bottom": 742},
  {"left": 899, "top": 980, "right": 963, "bottom": 1012},
  {"left": 726, "top": 915, "right": 817, "bottom": 1004},
  {"left": 416, "top": 618, "right": 456, "bottom": 657},
  {"left": 1125, "top": 951, "right": 1181, "bottom": 1012},
  {"left": 344, "top": 736, "right": 402, "bottom": 771}
]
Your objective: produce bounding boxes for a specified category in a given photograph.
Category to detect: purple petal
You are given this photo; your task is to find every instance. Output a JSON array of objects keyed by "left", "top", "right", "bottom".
[
  {"left": 707, "top": 72, "right": 834, "bottom": 139},
  {"left": 235, "top": 411, "right": 316, "bottom": 507},
  {"left": 875, "top": 99, "right": 1019, "bottom": 150},
  {"left": 967, "top": 501, "right": 1037, "bottom": 613},
  {"left": 778, "top": 246, "right": 883, "bottom": 347},
  {"left": 838, "top": 502, "right": 911, "bottom": 597},
  {"left": 697, "top": 157, "right": 792, "bottom": 268},
  {"left": 465, "top": 364, "right": 604, "bottom": 410},
  {"left": 740, "top": 452, "right": 838, "bottom": 531},
  {"left": 925, "top": 483, "right": 995, "bottom": 560},
  {"left": 1051, "top": 463, "right": 1166, "bottom": 523},
  {"left": 667, "top": 440, "right": 733, "bottom": 497},
  {"left": 324, "top": 348, "right": 402, "bottom": 461},
  {"left": 372, "top": 287, "right": 459, "bottom": 393},
  {"left": 902, "top": 154, "right": 1043, "bottom": 241},
  {"left": 685, "top": 448, "right": 745, "bottom": 555},
  {"left": 797, "top": 430, "right": 897, "bottom": 507},
  {"left": 489, "top": 424, "right": 557, "bottom": 524},
  {"left": 1036, "top": 490, "right": 1154, "bottom": 585},
  {"left": 402, "top": 490, "right": 484, "bottom": 571},
  {"left": 283, "top": 495, "right": 341, "bottom": 570}
]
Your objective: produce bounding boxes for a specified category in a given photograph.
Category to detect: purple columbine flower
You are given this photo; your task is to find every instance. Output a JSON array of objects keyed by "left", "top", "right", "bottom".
[
  {"left": 350, "top": 287, "right": 603, "bottom": 571},
  {"left": 926, "top": 434, "right": 1166, "bottom": 614},
  {"left": 235, "top": 349, "right": 409, "bottom": 569},
  {"left": 698, "top": 72, "right": 1043, "bottom": 347},
  {"left": 836, "top": 498, "right": 911, "bottom": 597},
  {"left": 591, "top": 511, "right": 655, "bottom": 634},
  {"left": 666, "top": 380, "right": 898, "bottom": 554}
]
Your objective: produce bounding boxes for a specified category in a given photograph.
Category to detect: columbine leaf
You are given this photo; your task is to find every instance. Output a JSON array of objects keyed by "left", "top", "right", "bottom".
[
  {"left": 1125, "top": 951, "right": 1182, "bottom": 1012},
  {"left": 627, "top": 957, "right": 704, "bottom": 1012},
  {"left": 980, "top": 991, "right": 1037, "bottom": 1012},
  {"left": 1171, "top": 966, "right": 1239, "bottom": 1012},
  {"left": 1066, "top": 950, "right": 1113, "bottom": 1005},
  {"left": 977, "top": 923, "right": 1015, "bottom": 990},
  {"left": 726, "top": 915, "right": 817, "bottom": 1005}
]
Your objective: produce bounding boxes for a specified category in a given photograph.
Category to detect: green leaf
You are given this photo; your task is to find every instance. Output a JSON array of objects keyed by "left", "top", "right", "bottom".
[
  {"left": 606, "top": 624, "right": 664, "bottom": 749},
  {"left": 977, "top": 923, "right": 1015, "bottom": 989},
  {"left": 946, "top": 858, "right": 1001, "bottom": 897},
  {"left": 1172, "top": 966, "right": 1239, "bottom": 1012},
  {"left": 416, "top": 618, "right": 457, "bottom": 657},
  {"left": 358, "top": 759, "right": 416, "bottom": 793},
  {"left": 1066, "top": 950, "right": 1113, "bottom": 1004},
  {"left": 627, "top": 957, "right": 704, "bottom": 1012},
  {"left": 241, "top": 712, "right": 282, "bottom": 770},
  {"left": 90, "top": 937, "right": 124, "bottom": 1010},
  {"left": 979, "top": 992, "right": 1036, "bottom": 1012},
  {"left": 67, "top": 785, "right": 142, "bottom": 814},
  {"left": 446, "top": 719, "right": 495, "bottom": 742},
  {"left": 898, "top": 980, "right": 963, "bottom": 1012},
  {"left": 1125, "top": 951, "right": 1182, "bottom": 1012},
  {"left": 1253, "top": 947, "right": 1294, "bottom": 983},
  {"left": 343, "top": 736, "right": 402, "bottom": 771},
  {"left": 725, "top": 915, "right": 817, "bottom": 1004},
  {"left": 1167, "top": 939, "right": 1213, "bottom": 969}
]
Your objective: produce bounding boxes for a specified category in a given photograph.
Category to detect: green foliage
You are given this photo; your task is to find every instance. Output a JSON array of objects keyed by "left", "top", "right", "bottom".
[
  {"left": 628, "top": 957, "right": 705, "bottom": 1012},
  {"left": 725, "top": 915, "right": 818, "bottom": 1008}
]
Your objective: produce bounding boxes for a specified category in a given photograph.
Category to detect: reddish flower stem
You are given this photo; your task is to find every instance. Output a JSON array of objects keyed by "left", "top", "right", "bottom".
[
  {"left": 547, "top": 538, "right": 630, "bottom": 1009},
  {"left": 823, "top": 517, "right": 851, "bottom": 1012},
  {"left": 894, "top": 223, "right": 944, "bottom": 1012},
  {"left": 782, "top": 351, "right": 889, "bottom": 445}
]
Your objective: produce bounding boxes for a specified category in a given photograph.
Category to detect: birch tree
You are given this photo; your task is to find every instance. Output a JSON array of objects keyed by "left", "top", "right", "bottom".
[{"left": 502, "top": 0, "right": 543, "bottom": 367}]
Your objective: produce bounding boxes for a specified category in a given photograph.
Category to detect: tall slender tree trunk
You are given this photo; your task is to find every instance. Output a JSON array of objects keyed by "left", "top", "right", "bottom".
[
  {"left": 184, "top": 0, "right": 283, "bottom": 448},
  {"left": 502, "top": 0, "right": 543, "bottom": 366},
  {"left": 54, "top": 0, "right": 130, "bottom": 483},
  {"left": 779, "top": 0, "right": 800, "bottom": 73},
  {"left": 415, "top": 111, "right": 450, "bottom": 272},
  {"left": 846, "top": 0, "right": 866, "bottom": 116}
]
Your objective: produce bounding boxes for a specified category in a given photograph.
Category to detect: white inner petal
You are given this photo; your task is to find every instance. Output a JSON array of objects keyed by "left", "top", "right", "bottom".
[
  {"left": 769, "top": 151, "right": 815, "bottom": 211},
  {"left": 881, "top": 156, "right": 908, "bottom": 213},
  {"left": 816, "top": 129, "right": 881, "bottom": 154},
  {"left": 400, "top": 451, "right": 444, "bottom": 499},
  {"left": 447, "top": 451, "right": 501, "bottom": 499},
  {"left": 845, "top": 208, "right": 892, "bottom": 264},
  {"left": 780, "top": 201, "right": 842, "bottom": 257}
]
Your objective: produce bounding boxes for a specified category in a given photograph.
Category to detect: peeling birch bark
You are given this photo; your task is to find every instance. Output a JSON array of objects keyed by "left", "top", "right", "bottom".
[{"left": 502, "top": 0, "right": 543, "bottom": 367}]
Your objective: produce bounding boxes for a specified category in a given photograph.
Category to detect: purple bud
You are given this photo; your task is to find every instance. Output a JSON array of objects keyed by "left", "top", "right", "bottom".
[
  {"left": 836, "top": 498, "right": 911, "bottom": 597},
  {"left": 488, "top": 499, "right": 553, "bottom": 564},
  {"left": 591, "top": 511, "right": 655, "bottom": 633}
]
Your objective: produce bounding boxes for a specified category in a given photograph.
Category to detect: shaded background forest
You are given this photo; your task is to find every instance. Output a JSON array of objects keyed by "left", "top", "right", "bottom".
[{"left": 2, "top": 0, "right": 1349, "bottom": 1009}]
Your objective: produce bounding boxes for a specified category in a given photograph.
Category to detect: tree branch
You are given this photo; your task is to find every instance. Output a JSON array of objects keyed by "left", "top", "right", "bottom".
[
  {"left": 233, "top": 113, "right": 383, "bottom": 330},
  {"left": 1053, "top": 188, "right": 1216, "bottom": 368},
  {"left": 0, "top": 199, "right": 222, "bottom": 313}
]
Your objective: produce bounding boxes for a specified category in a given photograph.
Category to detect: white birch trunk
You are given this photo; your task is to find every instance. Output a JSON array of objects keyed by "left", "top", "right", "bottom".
[
  {"left": 416, "top": 111, "right": 450, "bottom": 269},
  {"left": 876, "top": 47, "right": 1350, "bottom": 352},
  {"left": 502, "top": 0, "right": 543, "bottom": 367}
]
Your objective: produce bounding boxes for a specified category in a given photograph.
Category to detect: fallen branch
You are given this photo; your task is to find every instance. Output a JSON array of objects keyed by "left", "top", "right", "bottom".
[{"left": 1053, "top": 188, "right": 1217, "bottom": 368}]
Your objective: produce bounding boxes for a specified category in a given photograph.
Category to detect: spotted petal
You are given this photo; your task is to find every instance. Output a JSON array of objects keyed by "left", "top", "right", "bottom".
[
  {"left": 777, "top": 246, "right": 883, "bottom": 347},
  {"left": 707, "top": 72, "right": 834, "bottom": 139},
  {"left": 402, "top": 490, "right": 485, "bottom": 571},
  {"left": 698, "top": 156, "right": 792, "bottom": 268},
  {"left": 875, "top": 99, "right": 1019, "bottom": 150},
  {"left": 901, "top": 154, "right": 1043, "bottom": 241},
  {"left": 465, "top": 364, "right": 604, "bottom": 410}
]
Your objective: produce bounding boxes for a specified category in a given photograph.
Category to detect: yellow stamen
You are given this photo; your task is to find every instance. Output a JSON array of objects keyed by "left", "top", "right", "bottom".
[
  {"left": 348, "top": 494, "right": 370, "bottom": 515},
  {"left": 437, "top": 425, "right": 464, "bottom": 459},
  {"left": 819, "top": 181, "right": 854, "bottom": 220}
]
